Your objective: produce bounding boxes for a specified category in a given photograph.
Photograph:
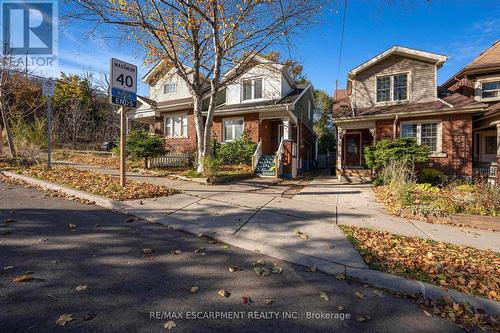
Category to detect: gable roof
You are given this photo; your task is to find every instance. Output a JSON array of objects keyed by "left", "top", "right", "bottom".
[
  {"left": 348, "top": 46, "right": 448, "bottom": 78},
  {"left": 443, "top": 40, "right": 500, "bottom": 87}
]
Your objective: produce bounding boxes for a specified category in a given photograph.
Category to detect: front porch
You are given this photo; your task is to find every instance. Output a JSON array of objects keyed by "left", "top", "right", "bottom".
[{"left": 472, "top": 120, "right": 500, "bottom": 184}]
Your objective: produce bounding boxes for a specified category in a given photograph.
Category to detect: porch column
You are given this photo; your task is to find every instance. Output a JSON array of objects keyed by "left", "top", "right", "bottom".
[
  {"left": 282, "top": 118, "right": 291, "bottom": 140},
  {"left": 337, "top": 127, "right": 346, "bottom": 180},
  {"left": 369, "top": 127, "right": 377, "bottom": 143}
]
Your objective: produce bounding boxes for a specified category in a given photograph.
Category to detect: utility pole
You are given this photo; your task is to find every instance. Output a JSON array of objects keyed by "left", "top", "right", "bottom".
[{"left": 120, "top": 106, "right": 126, "bottom": 187}]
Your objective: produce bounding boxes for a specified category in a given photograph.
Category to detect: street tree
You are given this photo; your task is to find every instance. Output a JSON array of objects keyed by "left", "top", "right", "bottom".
[{"left": 71, "top": 0, "right": 326, "bottom": 171}]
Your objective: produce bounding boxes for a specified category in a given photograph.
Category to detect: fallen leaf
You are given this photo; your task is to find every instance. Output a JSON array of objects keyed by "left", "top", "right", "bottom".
[
  {"left": 337, "top": 305, "right": 345, "bottom": 311},
  {"left": 319, "top": 291, "right": 330, "bottom": 301},
  {"left": 68, "top": 224, "right": 77, "bottom": 229},
  {"left": 242, "top": 295, "right": 253, "bottom": 304},
  {"left": 254, "top": 267, "right": 270, "bottom": 277},
  {"left": 142, "top": 248, "right": 154, "bottom": 255},
  {"left": 228, "top": 266, "right": 240, "bottom": 273},
  {"left": 334, "top": 273, "right": 345, "bottom": 280},
  {"left": 13, "top": 274, "right": 33, "bottom": 283},
  {"left": 3, "top": 218, "right": 15, "bottom": 223},
  {"left": 373, "top": 290, "right": 385, "bottom": 297},
  {"left": 355, "top": 291, "right": 365, "bottom": 299},
  {"left": 194, "top": 247, "right": 205, "bottom": 253},
  {"left": 305, "top": 265, "right": 317, "bottom": 272},
  {"left": 171, "top": 249, "right": 182, "bottom": 255},
  {"left": 75, "top": 285, "right": 87, "bottom": 292},
  {"left": 3, "top": 265, "right": 14, "bottom": 270},
  {"left": 218, "top": 289, "right": 231, "bottom": 298},
  {"left": 253, "top": 259, "right": 265, "bottom": 266},
  {"left": 355, "top": 315, "right": 370, "bottom": 322},
  {"left": 56, "top": 314, "right": 74, "bottom": 326},
  {"left": 264, "top": 299, "right": 273, "bottom": 305},
  {"left": 164, "top": 320, "right": 176, "bottom": 330},
  {"left": 223, "top": 245, "right": 230, "bottom": 249},
  {"left": 294, "top": 230, "right": 309, "bottom": 240},
  {"left": 190, "top": 286, "right": 200, "bottom": 294},
  {"left": 271, "top": 265, "right": 283, "bottom": 274}
]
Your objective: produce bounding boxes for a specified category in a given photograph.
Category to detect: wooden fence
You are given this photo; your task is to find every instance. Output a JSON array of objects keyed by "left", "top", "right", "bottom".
[{"left": 147, "top": 152, "right": 194, "bottom": 168}]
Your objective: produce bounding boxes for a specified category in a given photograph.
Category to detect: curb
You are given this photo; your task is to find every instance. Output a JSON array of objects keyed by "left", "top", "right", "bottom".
[
  {"left": 150, "top": 214, "right": 500, "bottom": 316},
  {"left": 3, "top": 170, "right": 499, "bottom": 316},
  {"left": 1, "top": 170, "right": 125, "bottom": 211}
]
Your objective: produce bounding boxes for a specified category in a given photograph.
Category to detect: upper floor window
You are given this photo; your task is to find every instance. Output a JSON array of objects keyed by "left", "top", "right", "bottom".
[
  {"left": 401, "top": 122, "right": 439, "bottom": 152},
  {"left": 164, "top": 114, "right": 187, "bottom": 138},
  {"left": 164, "top": 82, "right": 177, "bottom": 95},
  {"left": 377, "top": 73, "right": 408, "bottom": 103},
  {"left": 242, "top": 78, "right": 263, "bottom": 101},
  {"left": 482, "top": 81, "right": 500, "bottom": 99}
]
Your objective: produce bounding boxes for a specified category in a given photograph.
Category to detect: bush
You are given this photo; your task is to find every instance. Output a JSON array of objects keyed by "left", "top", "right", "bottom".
[
  {"left": 364, "top": 137, "right": 430, "bottom": 171},
  {"left": 419, "top": 168, "right": 445, "bottom": 185},
  {"left": 125, "top": 129, "right": 166, "bottom": 168},
  {"left": 381, "top": 158, "right": 417, "bottom": 186},
  {"left": 10, "top": 116, "right": 47, "bottom": 148},
  {"left": 216, "top": 131, "right": 256, "bottom": 165},
  {"left": 201, "top": 155, "right": 221, "bottom": 179}
]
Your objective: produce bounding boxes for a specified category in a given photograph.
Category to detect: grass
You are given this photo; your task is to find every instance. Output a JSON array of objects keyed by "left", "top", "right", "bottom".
[
  {"left": 340, "top": 225, "right": 500, "bottom": 301},
  {"left": 16, "top": 164, "right": 178, "bottom": 201}
]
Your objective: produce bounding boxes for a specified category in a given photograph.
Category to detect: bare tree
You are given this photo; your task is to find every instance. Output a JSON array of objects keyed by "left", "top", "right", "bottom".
[
  {"left": 64, "top": 102, "right": 90, "bottom": 146},
  {"left": 70, "top": 0, "right": 326, "bottom": 171}
]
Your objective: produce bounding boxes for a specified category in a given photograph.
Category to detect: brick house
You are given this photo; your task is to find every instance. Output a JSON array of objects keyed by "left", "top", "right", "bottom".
[
  {"left": 332, "top": 45, "right": 489, "bottom": 182},
  {"left": 129, "top": 57, "right": 316, "bottom": 178}
]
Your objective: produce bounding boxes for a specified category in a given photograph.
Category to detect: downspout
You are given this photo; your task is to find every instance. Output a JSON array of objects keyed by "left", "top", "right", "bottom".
[
  {"left": 348, "top": 77, "right": 356, "bottom": 117},
  {"left": 393, "top": 114, "right": 399, "bottom": 139}
]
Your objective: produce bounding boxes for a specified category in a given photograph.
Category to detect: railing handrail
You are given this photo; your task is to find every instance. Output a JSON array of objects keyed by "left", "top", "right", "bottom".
[
  {"left": 252, "top": 140, "right": 262, "bottom": 171},
  {"left": 473, "top": 165, "right": 497, "bottom": 178},
  {"left": 276, "top": 138, "right": 284, "bottom": 177}
]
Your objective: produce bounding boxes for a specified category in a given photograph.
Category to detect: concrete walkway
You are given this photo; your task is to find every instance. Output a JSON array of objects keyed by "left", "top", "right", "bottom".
[{"left": 293, "top": 171, "right": 500, "bottom": 253}]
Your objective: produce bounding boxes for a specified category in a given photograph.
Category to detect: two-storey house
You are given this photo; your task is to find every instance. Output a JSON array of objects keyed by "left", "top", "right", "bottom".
[
  {"left": 128, "top": 56, "right": 316, "bottom": 178},
  {"left": 333, "top": 46, "right": 487, "bottom": 182},
  {"left": 442, "top": 40, "right": 500, "bottom": 183}
]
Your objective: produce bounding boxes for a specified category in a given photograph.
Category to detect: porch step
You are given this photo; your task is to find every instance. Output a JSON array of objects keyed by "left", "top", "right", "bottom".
[{"left": 255, "top": 155, "right": 276, "bottom": 177}]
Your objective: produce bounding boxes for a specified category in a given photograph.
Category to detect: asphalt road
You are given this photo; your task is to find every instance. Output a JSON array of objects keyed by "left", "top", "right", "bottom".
[{"left": 0, "top": 180, "right": 462, "bottom": 333}]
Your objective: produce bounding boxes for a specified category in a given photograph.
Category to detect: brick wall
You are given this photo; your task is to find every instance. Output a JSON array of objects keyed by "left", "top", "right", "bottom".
[
  {"left": 375, "top": 113, "right": 473, "bottom": 176},
  {"left": 154, "top": 109, "right": 197, "bottom": 153}
]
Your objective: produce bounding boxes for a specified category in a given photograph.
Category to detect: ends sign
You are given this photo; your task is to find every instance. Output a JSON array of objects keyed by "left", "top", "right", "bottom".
[{"left": 110, "top": 58, "right": 137, "bottom": 108}]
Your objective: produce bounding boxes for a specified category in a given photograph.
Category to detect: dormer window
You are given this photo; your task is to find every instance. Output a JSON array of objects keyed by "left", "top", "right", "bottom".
[
  {"left": 242, "top": 78, "right": 263, "bottom": 101},
  {"left": 164, "top": 82, "right": 176, "bottom": 95},
  {"left": 482, "top": 81, "right": 500, "bottom": 99},
  {"left": 376, "top": 73, "right": 408, "bottom": 103}
]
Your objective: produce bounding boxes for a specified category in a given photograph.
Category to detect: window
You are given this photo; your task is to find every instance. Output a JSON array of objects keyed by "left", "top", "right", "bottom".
[
  {"left": 164, "top": 114, "right": 188, "bottom": 138},
  {"left": 482, "top": 81, "right": 500, "bottom": 99},
  {"left": 164, "top": 82, "right": 176, "bottom": 95},
  {"left": 377, "top": 73, "right": 408, "bottom": 102},
  {"left": 223, "top": 118, "right": 244, "bottom": 142},
  {"left": 485, "top": 136, "right": 497, "bottom": 155},
  {"left": 242, "top": 78, "right": 263, "bottom": 101},
  {"left": 401, "top": 122, "right": 439, "bottom": 152}
]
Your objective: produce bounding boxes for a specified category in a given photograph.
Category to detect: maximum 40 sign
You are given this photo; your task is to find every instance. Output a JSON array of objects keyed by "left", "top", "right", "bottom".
[{"left": 110, "top": 58, "right": 138, "bottom": 108}]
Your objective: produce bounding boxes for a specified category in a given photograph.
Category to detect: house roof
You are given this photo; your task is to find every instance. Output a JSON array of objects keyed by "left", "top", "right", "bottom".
[
  {"left": 443, "top": 40, "right": 500, "bottom": 87},
  {"left": 212, "top": 83, "right": 309, "bottom": 112},
  {"left": 484, "top": 101, "right": 500, "bottom": 117},
  {"left": 348, "top": 46, "right": 448, "bottom": 78},
  {"left": 333, "top": 89, "right": 486, "bottom": 120}
]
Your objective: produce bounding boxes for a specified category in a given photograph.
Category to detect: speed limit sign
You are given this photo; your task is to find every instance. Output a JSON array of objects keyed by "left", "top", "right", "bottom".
[{"left": 110, "top": 58, "right": 137, "bottom": 108}]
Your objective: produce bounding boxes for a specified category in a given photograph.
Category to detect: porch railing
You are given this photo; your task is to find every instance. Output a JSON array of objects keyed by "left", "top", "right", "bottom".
[
  {"left": 473, "top": 166, "right": 497, "bottom": 178},
  {"left": 275, "top": 138, "right": 284, "bottom": 178},
  {"left": 252, "top": 140, "right": 262, "bottom": 172}
]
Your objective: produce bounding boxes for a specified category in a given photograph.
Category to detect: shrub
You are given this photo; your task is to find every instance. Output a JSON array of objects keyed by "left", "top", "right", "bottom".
[
  {"left": 201, "top": 155, "right": 221, "bottom": 179},
  {"left": 364, "top": 137, "right": 430, "bottom": 171},
  {"left": 125, "top": 129, "right": 166, "bottom": 168},
  {"left": 217, "top": 131, "right": 256, "bottom": 165},
  {"left": 419, "top": 168, "right": 445, "bottom": 185},
  {"left": 381, "top": 158, "right": 417, "bottom": 186},
  {"left": 10, "top": 116, "right": 47, "bottom": 148}
]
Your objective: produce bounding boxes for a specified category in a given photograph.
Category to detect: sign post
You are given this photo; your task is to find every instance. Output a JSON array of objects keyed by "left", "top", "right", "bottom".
[
  {"left": 109, "top": 58, "right": 138, "bottom": 187},
  {"left": 42, "top": 79, "right": 55, "bottom": 169}
]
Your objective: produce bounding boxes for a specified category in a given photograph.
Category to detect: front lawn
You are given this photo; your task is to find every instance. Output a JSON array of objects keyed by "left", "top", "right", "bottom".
[
  {"left": 341, "top": 225, "right": 500, "bottom": 301},
  {"left": 16, "top": 164, "right": 177, "bottom": 201},
  {"left": 374, "top": 182, "right": 500, "bottom": 218},
  {"left": 181, "top": 164, "right": 253, "bottom": 180},
  {"left": 53, "top": 151, "right": 145, "bottom": 171}
]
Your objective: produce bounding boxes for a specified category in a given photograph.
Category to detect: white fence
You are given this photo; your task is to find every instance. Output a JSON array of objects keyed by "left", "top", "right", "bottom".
[{"left": 148, "top": 152, "right": 194, "bottom": 168}]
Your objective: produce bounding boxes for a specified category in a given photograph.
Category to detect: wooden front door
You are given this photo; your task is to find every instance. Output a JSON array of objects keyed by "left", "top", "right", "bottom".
[{"left": 344, "top": 133, "right": 361, "bottom": 167}]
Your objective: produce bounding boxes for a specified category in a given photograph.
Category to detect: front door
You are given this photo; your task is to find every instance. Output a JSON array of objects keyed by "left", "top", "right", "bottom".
[
  {"left": 271, "top": 122, "right": 284, "bottom": 153},
  {"left": 345, "top": 133, "right": 361, "bottom": 167}
]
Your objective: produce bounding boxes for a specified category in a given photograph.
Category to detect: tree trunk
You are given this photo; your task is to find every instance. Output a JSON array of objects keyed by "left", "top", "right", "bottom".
[
  {"left": 193, "top": 95, "right": 205, "bottom": 173},
  {"left": 0, "top": 104, "right": 15, "bottom": 158},
  {"left": 0, "top": 121, "right": 4, "bottom": 155}
]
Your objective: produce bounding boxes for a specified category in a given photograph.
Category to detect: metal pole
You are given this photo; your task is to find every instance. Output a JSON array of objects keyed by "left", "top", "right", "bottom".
[
  {"left": 47, "top": 96, "right": 52, "bottom": 169},
  {"left": 120, "top": 106, "right": 126, "bottom": 187}
]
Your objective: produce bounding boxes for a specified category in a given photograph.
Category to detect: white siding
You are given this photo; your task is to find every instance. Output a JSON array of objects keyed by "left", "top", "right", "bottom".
[
  {"left": 149, "top": 72, "right": 192, "bottom": 102},
  {"left": 225, "top": 64, "right": 286, "bottom": 105}
]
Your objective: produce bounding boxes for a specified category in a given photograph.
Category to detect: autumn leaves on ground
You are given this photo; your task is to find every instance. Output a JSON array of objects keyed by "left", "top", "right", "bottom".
[{"left": 341, "top": 226, "right": 500, "bottom": 301}]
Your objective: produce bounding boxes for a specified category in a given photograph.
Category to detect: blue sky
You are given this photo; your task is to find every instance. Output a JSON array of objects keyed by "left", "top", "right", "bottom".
[{"left": 50, "top": 0, "right": 500, "bottom": 96}]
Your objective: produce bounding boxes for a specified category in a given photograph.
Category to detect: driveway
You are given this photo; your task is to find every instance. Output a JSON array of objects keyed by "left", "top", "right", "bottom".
[{"left": 0, "top": 179, "right": 462, "bottom": 332}]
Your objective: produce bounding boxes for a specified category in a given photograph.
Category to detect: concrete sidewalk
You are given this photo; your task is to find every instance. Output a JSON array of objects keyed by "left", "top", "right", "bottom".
[{"left": 293, "top": 171, "right": 500, "bottom": 253}]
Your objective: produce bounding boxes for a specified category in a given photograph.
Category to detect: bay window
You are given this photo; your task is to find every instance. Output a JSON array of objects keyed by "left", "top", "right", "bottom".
[
  {"left": 164, "top": 114, "right": 188, "bottom": 138},
  {"left": 242, "top": 78, "right": 263, "bottom": 101},
  {"left": 401, "top": 122, "right": 440, "bottom": 152},
  {"left": 377, "top": 73, "right": 408, "bottom": 102},
  {"left": 223, "top": 118, "right": 244, "bottom": 142}
]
